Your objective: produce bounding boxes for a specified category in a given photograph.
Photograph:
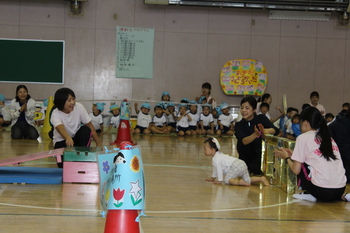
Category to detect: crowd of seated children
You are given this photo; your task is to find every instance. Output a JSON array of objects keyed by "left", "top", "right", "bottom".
[{"left": 278, "top": 107, "right": 298, "bottom": 138}]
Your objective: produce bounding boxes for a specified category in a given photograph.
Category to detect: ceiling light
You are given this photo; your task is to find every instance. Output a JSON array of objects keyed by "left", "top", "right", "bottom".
[{"left": 269, "top": 10, "right": 331, "bottom": 21}]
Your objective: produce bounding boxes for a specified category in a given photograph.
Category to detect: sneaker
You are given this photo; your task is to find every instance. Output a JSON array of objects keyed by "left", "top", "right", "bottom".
[
  {"left": 292, "top": 192, "right": 317, "bottom": 202},
  {"left": 343, "top": 193, "right": 350, "bottom": 202}
]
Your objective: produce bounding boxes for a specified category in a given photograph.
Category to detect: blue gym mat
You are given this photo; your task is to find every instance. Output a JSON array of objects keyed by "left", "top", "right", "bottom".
[{"left": 0, "top": 167, "right": 63, "bottom": 184}]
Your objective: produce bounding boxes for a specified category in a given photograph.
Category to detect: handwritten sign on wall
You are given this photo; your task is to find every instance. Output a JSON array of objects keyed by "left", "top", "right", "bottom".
[
  {"left": 116, "top": 26, "right": 154, "bottom": 79},
  {"left": 220, "top": 59, "right": 268, "bottom": 96}
]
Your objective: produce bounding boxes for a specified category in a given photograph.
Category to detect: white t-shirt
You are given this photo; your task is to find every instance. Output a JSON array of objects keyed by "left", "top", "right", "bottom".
[
  {"left": 152, "top": 115, "right": 167, "bottom": 127},
  {"left": 166, "top": 111, "right": 177, "bottom": 124},
  {"left": 176, "top": 112, "right": 190, "bottom": 128},
  {"left": 188, "top": 112, "right": 199, "bottom": 127},
  {"left": 110, "top": 115, "right": 120, "bottom": 128},
  {"left": 137, "top": 111, "right": 152, "bottom": 128},
  {"left": 218, "top": 113, "right": 234, "bottom": 127},
  {"left": 212, "top": 151, "right": 237, "bottom": 182},
  {"left": 89, "top": 113, "right": 103, "bottom": 130},
  {"left": 51, "top": 102, "right": 91, "bottom": 145},
  {"left": 286, "top": 120, "right": 294, "bottom": 135},
  {"left": 200, "top": 113, "right": 214, "bottom": 127},
  {"left": 256, "top": 102, "right": 271, "bottom": 120},
  {"left": 0, "top": 105, "right": 11, "bottom": 121},
  {"left": 291, "top": 130, "right": 346, "bottom": 188},
  {"left": 309, "top": 103, "right": 326, "bottom": 116}
]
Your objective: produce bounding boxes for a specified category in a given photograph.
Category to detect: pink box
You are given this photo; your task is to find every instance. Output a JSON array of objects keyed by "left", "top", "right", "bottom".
[{"left": 63, "top": 162, "right": 99, "bottom": 183}]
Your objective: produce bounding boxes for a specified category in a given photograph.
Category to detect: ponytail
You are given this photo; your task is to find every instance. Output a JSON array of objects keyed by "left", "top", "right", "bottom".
[
  {"left": 316, "top": 117, "right": 336, "bottom": 161},
  {"left": 300, "top": 107, "right": 336, "bottom": 161}
]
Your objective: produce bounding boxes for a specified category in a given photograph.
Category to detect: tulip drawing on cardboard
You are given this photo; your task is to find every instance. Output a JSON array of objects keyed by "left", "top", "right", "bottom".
[{"left": 113, "top": 188, "right": 125, "bottom": 208}]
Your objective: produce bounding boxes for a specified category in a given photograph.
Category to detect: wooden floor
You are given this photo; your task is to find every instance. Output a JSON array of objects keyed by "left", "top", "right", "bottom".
[{"left": 1, "top": 128, "right": 350, "bottom": 233}]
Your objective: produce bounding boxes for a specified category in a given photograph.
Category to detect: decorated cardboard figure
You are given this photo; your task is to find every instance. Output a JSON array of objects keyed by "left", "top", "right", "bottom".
[
  {"left": 98, "top": 142, "right": 145, "bottom": 218},
  {"left": 34, "top": 104, "right": 45, "bottom": 126}
]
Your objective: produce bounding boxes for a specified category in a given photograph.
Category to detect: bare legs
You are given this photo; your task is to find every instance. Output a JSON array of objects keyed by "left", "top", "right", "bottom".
[{"left": 228, "top": 176, "right": 270, "bottom": 186}]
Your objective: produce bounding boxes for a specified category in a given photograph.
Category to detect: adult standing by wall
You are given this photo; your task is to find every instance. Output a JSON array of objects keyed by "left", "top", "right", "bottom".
[{"left": 309, "top": 91, "right": 326, "bottom": 116}]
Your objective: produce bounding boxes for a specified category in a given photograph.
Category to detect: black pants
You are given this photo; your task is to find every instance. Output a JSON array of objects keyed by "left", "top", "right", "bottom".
[
  {"left": 11, "top": 121, "right": 39, "bottom": 140},
  {"left": 54, "top": 125, "right": 92, "bottom": 168},
  {"left": 298, "top": 163, "right": 345, "bottom": 202},
  {"left": 54, "top": 125, "right": 92, "bottom": 149}
]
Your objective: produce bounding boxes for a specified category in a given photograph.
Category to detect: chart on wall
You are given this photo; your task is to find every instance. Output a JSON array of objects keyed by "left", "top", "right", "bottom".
[
  {"left": 220, "top": 59, "right": 268, "bottom": 96},
  {"left": 116, "top": 26, "right": 154, "bottom": 79}
]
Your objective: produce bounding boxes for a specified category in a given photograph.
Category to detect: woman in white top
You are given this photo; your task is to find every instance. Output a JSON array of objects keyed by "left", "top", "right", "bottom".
[
  {"left": 50, "top": 88, "right": 102, "bottom": 167},
  {"left": 10, "top": 85, "right": 39, "bottom": 139},
  {"left": 195, "top": 82, "right": 217, "bottom": 108},
  {"left": 275, "top": 107, "right": 348, "bottom": 202}
]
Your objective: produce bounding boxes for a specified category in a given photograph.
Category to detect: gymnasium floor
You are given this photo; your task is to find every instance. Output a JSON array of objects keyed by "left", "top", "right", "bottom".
[{"left": 1, "top": 129, "right": 350, "bottom": 233}]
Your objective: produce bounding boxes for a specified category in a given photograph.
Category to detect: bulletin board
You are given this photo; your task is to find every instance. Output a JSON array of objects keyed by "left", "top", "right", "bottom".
[
  {"left": 0, "top": 39, "right": 64, "bottom": 84},
  {"left": 220, "top": 59, "right": 268, "bottom": 96},
  {"left": 116, "top": 26, "right": 154, "bottom": 79}
]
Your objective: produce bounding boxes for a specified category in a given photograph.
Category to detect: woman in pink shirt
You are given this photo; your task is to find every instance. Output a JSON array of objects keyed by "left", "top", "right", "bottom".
[{"left": 275, "top": 106, "right": 348, "bottom": 202}]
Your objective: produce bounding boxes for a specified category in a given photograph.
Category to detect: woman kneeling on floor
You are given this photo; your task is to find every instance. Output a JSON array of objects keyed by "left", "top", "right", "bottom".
[{"left": 275, "top": 106, "right": 349, "bottom": 202}]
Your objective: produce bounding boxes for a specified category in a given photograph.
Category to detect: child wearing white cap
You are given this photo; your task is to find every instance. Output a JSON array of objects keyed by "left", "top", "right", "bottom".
[
  {"left": 203, "top": 137, "right": 270, "bottom": 186},
  {"left": 216, "top": 103, "right": 234, "bottom": 136}
]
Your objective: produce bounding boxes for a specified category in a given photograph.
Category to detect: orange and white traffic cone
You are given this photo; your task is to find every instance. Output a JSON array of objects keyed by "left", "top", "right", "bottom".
[{"left": 104, "top": 209, "right": 140, "bottom": 233}]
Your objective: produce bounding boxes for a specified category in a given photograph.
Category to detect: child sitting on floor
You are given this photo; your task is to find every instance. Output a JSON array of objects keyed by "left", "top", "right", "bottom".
[
  {"left": 0, "top": 93, "right": 11, "bottom": 130},
  {"left": 133, "top": 102, "right": 152, "bottom": 134},
  {"left": 216, "top": 103, "right": 234, "bottom": 136},
  {"left": 176, "top": 103, "right": 192, "bottom": 136},
  {"left": 199, "top": 104, "right": 215, "bottom": 135},
  {"left": 187, "top": 101, "right": 200, "bottom": 135},
  {"left": 164, "top": 102, "right": 177, "bottom": 133},
  {"left": 89, "top": 102, "right": 106, "bottom": 133},
  {"left": 204, "top": 137, "right": 270, "bottom": 186},
  {"left": 104, "top": 103, "right": 120, "bottom": 134},
  {"left": 150, "top": 103, "right": 169, "bottom": 134}
]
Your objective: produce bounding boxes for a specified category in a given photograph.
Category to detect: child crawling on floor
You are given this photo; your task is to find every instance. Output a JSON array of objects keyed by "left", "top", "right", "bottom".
[{"left": 204, "top": 137, "right": 270, "bottom": 186}]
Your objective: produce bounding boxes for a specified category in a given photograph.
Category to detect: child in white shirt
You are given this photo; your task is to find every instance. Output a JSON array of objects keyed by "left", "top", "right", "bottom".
[
  {"left": 204, "top": 137, "right": 270, "bottom": 186},
  {"left": 188, "top": 101, "right": 200, "bottom": 135},
  {"left": 133, "top": 102, "right": 152, "bottom": 134},
  {"left": 176, "top": 103, "right": 192, "bottom": 136},
  {"left": 89, "top": 102, "right": 105, "bottom": 133},
  {"left": 150, "top": 103, "right": 169, "bottom": 134},
  {"left": 104, "top": 104, "right": 120, "bottom": 134},
  {"left": 0, "top": 93, "right": 11, "bottom": 129},
  {"left": 199, "top": 104, "right": 215, "bottom": 135},
  {"left": 216, "top": 103, "right": 234, "bottom": 136}
]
